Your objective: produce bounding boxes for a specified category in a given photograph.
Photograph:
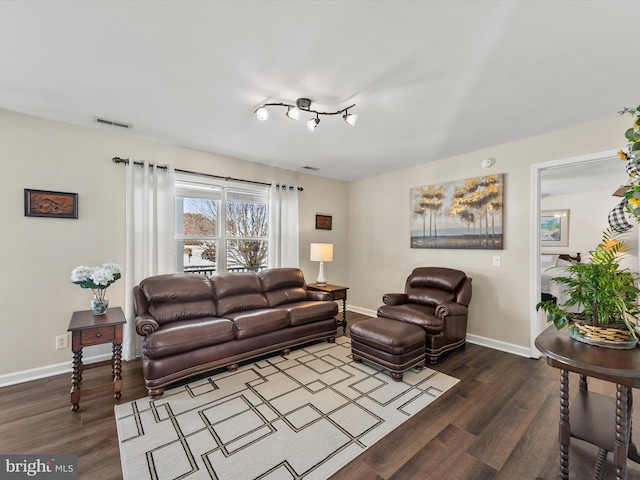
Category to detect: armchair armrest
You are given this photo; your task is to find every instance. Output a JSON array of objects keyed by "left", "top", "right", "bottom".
[
  {"left": 435, "top": 302, "right": 468, "bottom": 318},
  {"left": 383, "top": 293, "right": 408, "bottom": 306},
  {"left": 307, "top": 291, "right": 332, "bottom": 302},
  {"left": 135, "top": 315, "right": 160, "bottom": 336}
]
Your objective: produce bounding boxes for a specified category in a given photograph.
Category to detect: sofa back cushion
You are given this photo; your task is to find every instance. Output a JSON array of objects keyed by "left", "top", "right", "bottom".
[
  {"left": 258, "top": 268, "right": 308, "bottom": 307},
  {"left": 212, "top": 272, "right": 268, "bottom": 316},
  {"left": 405, "top": 267, "right": 467, "bottom": 307},
  {"left": 139, "top": 273, "right": 216, "bottom": 325}
]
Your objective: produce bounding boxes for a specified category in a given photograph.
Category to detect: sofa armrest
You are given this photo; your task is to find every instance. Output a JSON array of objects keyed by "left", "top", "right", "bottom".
[
  {"left": 435, "top": 302, "right": 468, "bottom": 318},
  {"left": 136, "top": 315, "right": 160, "bottom": 336},
  {"left": 307, "top": 291, "right": 332, "bottom": 302},
  {"left": 383, "top": 293, "right": 408, "bottom": 306}
]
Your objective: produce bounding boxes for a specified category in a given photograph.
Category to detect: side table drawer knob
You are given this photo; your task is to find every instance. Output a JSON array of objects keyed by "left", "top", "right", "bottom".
[{"left": 95, "top": 332, "right": 101, "bottom": 338}]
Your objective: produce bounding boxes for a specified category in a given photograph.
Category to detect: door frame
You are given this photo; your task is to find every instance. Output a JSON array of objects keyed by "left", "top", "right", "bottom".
[{"left": 529, "top": 149, "right": 618, "bottom": 358}]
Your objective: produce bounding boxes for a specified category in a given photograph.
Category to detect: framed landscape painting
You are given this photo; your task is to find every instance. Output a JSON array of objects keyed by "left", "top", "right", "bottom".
[
  {"left": 410, "top": 174, "right": 504, "bottom": 249},
  {"left": 541, "top": 209, "right": 569, "bottom": 247}
]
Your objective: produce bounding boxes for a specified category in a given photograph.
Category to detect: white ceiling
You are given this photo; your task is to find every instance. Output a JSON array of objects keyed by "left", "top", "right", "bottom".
[{"left": 1, "top": 1, "right": 639, "bottom": 182}]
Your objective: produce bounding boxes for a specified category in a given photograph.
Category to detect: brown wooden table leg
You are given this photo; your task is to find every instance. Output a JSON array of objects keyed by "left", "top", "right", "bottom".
[
  {"left": 559, "top": 369, "right": 570, "bottom": 480},
  {"left": 341, "top": 298, "right": 347, "bottom": 334},
  {"left": 113, "top": 342, "right": 122, "bottom": 399},
  {"left": 70, "top": 348, "right": 82, "bottom": 412},
  {"left": 614, "top": 384, "right": 631, "bottom": 479}
]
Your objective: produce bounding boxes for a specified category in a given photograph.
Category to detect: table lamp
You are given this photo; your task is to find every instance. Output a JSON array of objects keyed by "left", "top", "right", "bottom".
[{"left": 310, "top": 243, "right": 333, "bottom": 286}]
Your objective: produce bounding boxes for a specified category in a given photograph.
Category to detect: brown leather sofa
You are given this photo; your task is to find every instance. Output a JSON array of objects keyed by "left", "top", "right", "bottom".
[
  {"left": 133, "top": 268, "right": 338, "bottom": 397},
  {"left": 376, "top": 267, "right": 472, "bottom": 363}
]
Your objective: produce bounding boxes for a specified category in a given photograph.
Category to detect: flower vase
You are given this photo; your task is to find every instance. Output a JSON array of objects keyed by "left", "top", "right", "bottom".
[{"left": 91, "top": 295, "right": 109, "bottom": 315}]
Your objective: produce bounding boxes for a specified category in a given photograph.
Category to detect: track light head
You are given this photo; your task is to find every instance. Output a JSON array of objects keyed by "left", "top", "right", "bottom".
[
  {"left": 286, "top": 106, "right": 300, "bottom": 120},
  {"left": 343, "top": 112, "right": 357, "bottom": 127},
  {"left": 307, "top": 116, "right": 320, "bottom": 132},
  {"left": 255, "top": 107, "right": 269, "bottom": 121}
]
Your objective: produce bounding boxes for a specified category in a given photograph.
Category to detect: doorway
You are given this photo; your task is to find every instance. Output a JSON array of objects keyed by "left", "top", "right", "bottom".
[{"left": 529, "top": 149, "right": 632, "bottom": 356}]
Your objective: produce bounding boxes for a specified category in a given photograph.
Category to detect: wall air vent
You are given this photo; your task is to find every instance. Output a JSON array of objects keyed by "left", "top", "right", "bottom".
[
  {"left": 303, "top": 166, "right": 319, "bottom": 171},
  {"left": 94, "top": 117, "right": 132, "bottom": 129}
]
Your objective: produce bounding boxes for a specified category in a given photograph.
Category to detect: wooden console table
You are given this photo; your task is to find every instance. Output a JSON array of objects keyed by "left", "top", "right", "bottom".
[
  {"left": 535, "top": 327, "right": 640, "bottom": 479},
  {"left": 307, "top": 283, "right": 349, "bottom": 334},
  {"left": 67, "top": 307, "right": 126, "bottom": 411}
]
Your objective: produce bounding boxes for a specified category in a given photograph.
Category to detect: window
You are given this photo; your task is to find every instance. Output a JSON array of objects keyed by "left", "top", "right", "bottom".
[{"left": 175, "top": 174, "right": 269, "bottom": 275}]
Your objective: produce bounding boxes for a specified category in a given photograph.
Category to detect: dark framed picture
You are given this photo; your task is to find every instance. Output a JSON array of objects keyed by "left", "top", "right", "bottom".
[
  {"left": 24, "top": 189, "right": 78, "bottom": 219},
  {"left": 315, "top": 214, "right": 332, "bottom": 230}
]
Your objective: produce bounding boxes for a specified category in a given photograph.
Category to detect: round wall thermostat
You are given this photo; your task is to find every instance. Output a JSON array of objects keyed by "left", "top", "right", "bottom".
[{"left": 481, "top": 158, "right": 495, "bottom": 169}]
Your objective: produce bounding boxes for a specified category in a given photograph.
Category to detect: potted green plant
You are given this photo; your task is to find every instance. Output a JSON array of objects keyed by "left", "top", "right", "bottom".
[{"left": 536, "top": 228, "right": 640, "bottom": 348}]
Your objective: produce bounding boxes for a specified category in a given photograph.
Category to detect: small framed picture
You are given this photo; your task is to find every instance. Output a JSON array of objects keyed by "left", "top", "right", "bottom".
[
  {"left": 541, "top": 209, "right": 569, "bottom": 247},
  {"left": 315, "top": 214, "right": 332, "bottom": 230},
  {"left": 24, "top": 189, "right": 78, "bottom": 219}
]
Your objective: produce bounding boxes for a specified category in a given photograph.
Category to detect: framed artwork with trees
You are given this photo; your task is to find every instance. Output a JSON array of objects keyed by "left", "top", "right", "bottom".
[{"left": 410, "top": 174, "right": 504, "bottom": 249}]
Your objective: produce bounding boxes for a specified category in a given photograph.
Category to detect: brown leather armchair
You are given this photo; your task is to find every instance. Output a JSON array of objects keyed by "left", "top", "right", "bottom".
[{"left": 377, "top": 267, "right": 472, "bottom": 363}]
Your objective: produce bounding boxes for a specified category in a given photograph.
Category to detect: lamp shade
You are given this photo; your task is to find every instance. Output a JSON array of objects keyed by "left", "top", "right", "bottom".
[{"left": 310, "top": 243, "right": 333, "bottom": 262}]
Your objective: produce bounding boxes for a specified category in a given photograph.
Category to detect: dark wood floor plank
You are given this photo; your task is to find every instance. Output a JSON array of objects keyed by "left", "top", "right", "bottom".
[{"left": 466, "top": 362, "right": 557, "bottom": 470}]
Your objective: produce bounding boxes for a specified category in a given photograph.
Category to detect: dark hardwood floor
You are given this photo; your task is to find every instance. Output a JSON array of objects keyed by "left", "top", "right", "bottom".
[{"left": 2, "top": 311, "right": 640, "bottom": 479}]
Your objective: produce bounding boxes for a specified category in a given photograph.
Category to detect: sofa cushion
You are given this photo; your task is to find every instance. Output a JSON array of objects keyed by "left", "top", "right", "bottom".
[
  {"left": 258, "top": 268, "right": 309, "bottom": 307},
  {"left": 278, "top": 301, "right": 339, "bottom": 327},
  {"left": 377, "top": 304, "right": 444, "bottom": 334},
  {"left": 212, "top": 273, "right": 268, "bottom": 316},
  {"left": 223, "top": 309, "right": 290, "bottom": 339},
  {"left": 142, "top": 317, "right": 234, "bottom": 358},
  {"left": 140, "top": 273, "right": 216, "bottom": 325}
]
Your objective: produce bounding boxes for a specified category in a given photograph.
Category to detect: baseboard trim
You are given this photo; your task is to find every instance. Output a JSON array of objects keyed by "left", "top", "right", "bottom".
[
  {"left": 0, "top": 353, "right": 112, "bottom": 388},
  {"left": 346, "top": 305, "right": 377, "bottom": 317},
  {"left": 466, "top": 333, "right": 532, "bottom": 358}
]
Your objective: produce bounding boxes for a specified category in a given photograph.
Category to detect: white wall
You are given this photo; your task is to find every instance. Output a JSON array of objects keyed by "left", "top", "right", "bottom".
[
  {"left": 347, "top": 114, "right": 632, "bottom": 352},
  {"left": 541, "top": 190, "right": 638, "bottom": 271},
  {"left": 0, "top": 109, "right": 348, "bottom": 381}
]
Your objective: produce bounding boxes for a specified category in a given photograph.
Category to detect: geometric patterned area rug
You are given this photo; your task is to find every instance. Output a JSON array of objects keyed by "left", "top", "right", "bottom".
[{"left": 115, "top": 337, "right": 459, "bottom": 480}]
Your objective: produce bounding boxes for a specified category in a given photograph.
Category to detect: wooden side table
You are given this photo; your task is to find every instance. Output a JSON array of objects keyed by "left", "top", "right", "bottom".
[
  {"left": 535, "top": 327, "right": 640, "bottom": 479},
  {"left": 67, "top": 307, "right": 126, "bottom": 411},
  {"left": 307, "top": 283, "right": 349, "bottom": 334}
]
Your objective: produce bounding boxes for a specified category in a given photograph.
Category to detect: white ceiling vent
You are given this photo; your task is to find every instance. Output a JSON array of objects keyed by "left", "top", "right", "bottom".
[{"left": 94, "top": 116, "right": 132, "bottom": 129}]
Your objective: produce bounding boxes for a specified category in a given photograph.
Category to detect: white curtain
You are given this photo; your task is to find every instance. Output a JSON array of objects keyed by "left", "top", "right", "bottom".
[
  {"left": 268, "top": 184, "right": 299, "bottom": 268},
  {"left": 123, "top": 159, "right": 176, "bottom": 360}
]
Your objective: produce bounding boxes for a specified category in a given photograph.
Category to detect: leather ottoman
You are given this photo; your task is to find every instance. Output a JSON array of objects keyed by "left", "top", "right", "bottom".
[{"left": 350, "top": 317, "right": 426, "bottom": 381}]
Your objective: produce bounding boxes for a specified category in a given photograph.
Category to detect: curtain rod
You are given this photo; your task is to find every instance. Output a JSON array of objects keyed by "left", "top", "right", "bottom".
[{"left": 112, "top": 157, "right": 303, "bottom": 191}]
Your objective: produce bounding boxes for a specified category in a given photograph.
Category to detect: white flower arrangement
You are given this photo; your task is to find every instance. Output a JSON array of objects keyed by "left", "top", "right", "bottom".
[{"left": 71, "top": 263, "right": 122, "bottom": 301}]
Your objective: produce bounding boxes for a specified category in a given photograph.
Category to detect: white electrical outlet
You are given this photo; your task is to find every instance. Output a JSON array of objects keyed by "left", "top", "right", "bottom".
[
  {"left": 492, "top": 256, "right": 501, "bottom": 267},
  {"left": 56, "top": 334, "right": 68, "bottom": 350}
]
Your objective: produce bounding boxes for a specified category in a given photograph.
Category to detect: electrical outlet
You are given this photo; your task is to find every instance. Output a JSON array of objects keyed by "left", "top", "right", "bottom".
[
  {"left": 56, "top": 334, "right": 69, "bottom": 350},
  {"left": 492, "top": 256, "right": 501, "bottom": 267}
]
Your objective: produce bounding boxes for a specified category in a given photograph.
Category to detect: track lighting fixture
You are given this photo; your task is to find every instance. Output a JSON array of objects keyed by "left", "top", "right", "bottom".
[{"left": 254, "top": 97, "right": 357, "bottom": 132}]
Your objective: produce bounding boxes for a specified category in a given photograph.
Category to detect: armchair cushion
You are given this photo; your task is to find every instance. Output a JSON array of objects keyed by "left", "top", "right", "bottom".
[{"left": 376, "top": 304, "right": 443, "bottom": 334}]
